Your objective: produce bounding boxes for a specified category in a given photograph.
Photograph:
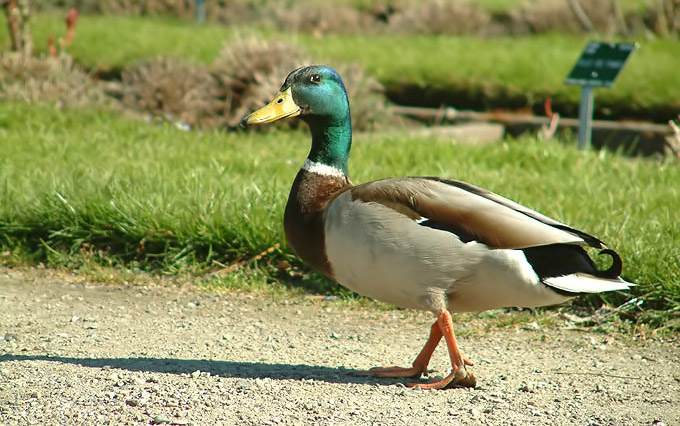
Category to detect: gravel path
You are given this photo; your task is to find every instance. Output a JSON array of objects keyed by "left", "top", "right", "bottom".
[{"left": 1, "top": 268, "right": 678, "bottom": 425}]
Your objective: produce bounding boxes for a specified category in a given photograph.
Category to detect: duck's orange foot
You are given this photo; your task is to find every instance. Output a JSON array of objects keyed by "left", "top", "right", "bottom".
[
  {"left": 408, "top": 365, "right": 476, "bottom": 389},
  {"left": 355, "top": 311, "right": 476, "bottom": 389},
  {"left": 355, "top": 365, "right": 429, "bottom": 379},
  {"left": 355, "top": 357, "right": 472, "bottom": 379}
]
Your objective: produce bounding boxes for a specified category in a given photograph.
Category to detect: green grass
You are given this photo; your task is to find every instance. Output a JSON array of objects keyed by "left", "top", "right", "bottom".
[
  {"left": 5, "top": 14, "right": 234, "bottom": 67},
  {"left": 304, "top": 33, "right": 678, "bottom": 118},
  {"left": 0, "top": 103, "right": 294, "bottom": 272},
  {"left": 1, "top": 101, "right": 679, "bottom": 329},
  {"left": 2, "top": 13, "right": 678, "bottom": 119}
]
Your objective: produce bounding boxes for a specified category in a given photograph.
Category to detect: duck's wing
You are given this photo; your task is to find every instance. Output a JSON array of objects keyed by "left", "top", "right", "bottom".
[
  {"left": 323, "top": 176, "right": 630, "bottom": 312},
  {"left": 349, "top": 177, "right": 605, "bottom": 250}
]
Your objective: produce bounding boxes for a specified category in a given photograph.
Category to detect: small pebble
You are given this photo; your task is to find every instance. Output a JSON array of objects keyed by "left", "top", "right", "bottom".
[
  {"left": 518, "top": 382, "right": 532, "bottom": 392},
  {"left": 470, "top": 407, "right": 483, "bottom": 419},
  {"left": 3, "top": 333, "right": 18, "bottom": 342},
  {"left": 151, "top": 414, "right": 171, "bottom": 424},
  {"left": 522, "top": 321, "right": 540, "bottom": 330}
]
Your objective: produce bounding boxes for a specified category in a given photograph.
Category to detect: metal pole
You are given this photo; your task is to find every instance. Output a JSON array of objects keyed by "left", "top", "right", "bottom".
[
  {"left": 577, "top": 85, "right": 594, "bottom": 150},
  {"left": 195, "top": 0, "right": 205, "bottom": 25}
]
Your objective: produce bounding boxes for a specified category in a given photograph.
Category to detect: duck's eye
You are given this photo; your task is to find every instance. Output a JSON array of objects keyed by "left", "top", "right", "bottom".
[{"left": 310, "top": 74, "right": 321, "bottom": 84}]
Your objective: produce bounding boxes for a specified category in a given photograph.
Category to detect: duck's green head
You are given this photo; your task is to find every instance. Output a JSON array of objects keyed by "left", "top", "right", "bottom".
[
  {"left": 241, "top": 65, "right": 350, "bottom": 127},
  {"left": 241, "top": 65, "right": 352, "bottom": 174}
]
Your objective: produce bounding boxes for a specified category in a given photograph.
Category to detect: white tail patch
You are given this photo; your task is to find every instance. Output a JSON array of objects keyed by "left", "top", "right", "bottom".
[
  {"left": 302, "top": 159, "right": 345, "bottom": 178},
  {"left": 415, "top": 216, "right": 429, "bottom": 224},
  {"left": 544, "top": 273, "right": 634, "bottom": 294}
]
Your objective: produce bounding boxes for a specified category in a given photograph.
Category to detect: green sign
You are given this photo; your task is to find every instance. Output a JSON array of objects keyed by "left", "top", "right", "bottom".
[{"left": 565, "top": 42, "right": 637, "bottom": 87}]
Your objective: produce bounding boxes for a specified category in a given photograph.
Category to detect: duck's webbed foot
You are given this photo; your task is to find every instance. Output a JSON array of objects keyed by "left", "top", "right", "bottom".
[
  {"left": 356, "top": 311, "right": 476, "bottom": 389},
  {"left": 355, "top": 319, "right": 442, "bottom": 379},
  {"left": 409, "top": 364, "right": 476, "bottom": 389},
  {"left": 356, "top": 365, "right": 430, "bottom": 379}
]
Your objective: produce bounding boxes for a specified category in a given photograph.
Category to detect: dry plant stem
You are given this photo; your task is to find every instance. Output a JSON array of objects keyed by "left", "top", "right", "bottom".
[
  {"left": 611, "top": 0, "right": 628, "bottom": 35},
  {"left": 568, "top": 0, "right": 594, "bottom": 32},
  {"left": 17, "top": 0, "right": 32, "bottom": 56},
  {"left": 2, "top": 0, "right": 33, "bottom": 55},
  {"left": 3, "top": 0, "right": 22, "bottom": 53},
  {"left": 540, "top": 113, "right": 560, "bottom": 140},
  {"left": 666, "top": 116, "right": 680, "bottom": 158},
  {"left": 552, "top": 371, "right": 641, "bottom": 380},
  {"left": 219, "top": 243, "right": 281, "bottom": 274},
  {"left": 667, "top": 0, "right": 680, "bottom": 34}
]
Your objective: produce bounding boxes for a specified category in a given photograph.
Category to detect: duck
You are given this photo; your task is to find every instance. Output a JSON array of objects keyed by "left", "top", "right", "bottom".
[{"left": 240, "top": 65, "right": 633, "bottom": 389}]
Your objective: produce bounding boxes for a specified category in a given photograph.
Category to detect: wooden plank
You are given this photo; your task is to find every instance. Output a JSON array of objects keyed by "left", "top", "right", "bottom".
[{"left": 392, "top": 106, "right": 671, "bottom": 135}]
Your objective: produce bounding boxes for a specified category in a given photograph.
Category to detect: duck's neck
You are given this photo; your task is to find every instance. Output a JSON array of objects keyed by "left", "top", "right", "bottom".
[{"left": 305, "top": 116, "right": 352, "bottom": 176}]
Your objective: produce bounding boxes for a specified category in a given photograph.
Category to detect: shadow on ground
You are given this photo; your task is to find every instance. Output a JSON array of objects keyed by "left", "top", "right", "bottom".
[{"left": 0, "top": 354, "right": 415, "bottom": 387}]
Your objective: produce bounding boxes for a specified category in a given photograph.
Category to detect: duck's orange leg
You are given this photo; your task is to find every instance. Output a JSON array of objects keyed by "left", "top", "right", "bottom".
[
  {"left": 408, "top": 310, "right": 476, "bottom": 389},
  {"left": 356, "top": 319, "right": 443, "bottom": 378}
]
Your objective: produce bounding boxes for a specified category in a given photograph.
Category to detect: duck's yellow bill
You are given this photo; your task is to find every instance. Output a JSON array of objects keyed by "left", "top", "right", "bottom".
[{"left": 240, "top": 87, "right": 301, "bottom": 127}]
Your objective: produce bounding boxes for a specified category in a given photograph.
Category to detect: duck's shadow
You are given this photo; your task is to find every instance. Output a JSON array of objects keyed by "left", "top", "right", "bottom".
[{"left": 0, "top": 354, "right": 412, "bottom": 386}]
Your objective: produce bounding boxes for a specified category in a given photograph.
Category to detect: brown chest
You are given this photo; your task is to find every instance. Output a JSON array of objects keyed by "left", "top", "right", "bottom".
[{"left": 283, "top": 170, "right": 351, "bottom": 280}]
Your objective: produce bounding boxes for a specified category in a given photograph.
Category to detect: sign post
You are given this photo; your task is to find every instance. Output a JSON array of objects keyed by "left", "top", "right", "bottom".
[
  {"left": 195, "top": 0, "right": 206, "bottom": 25},
  {"left": 576, "top": 85, "right": 594, "bottom": 150},
  {"left": 564, "top": 42, "right": 637, "bottom": 150}
]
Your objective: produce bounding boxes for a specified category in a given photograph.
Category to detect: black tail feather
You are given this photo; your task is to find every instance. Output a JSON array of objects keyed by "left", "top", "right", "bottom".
[
  {"left": 522, "top": 244, "right": 623, "bottom": 280},
  {"left": 596, "top": 249, "right": 623, "bottom": 279}
]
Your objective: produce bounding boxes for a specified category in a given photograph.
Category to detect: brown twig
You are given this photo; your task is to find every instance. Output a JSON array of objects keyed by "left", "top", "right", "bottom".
[
  {"left": 214, "top": 243, "right": 282, "bottom": 274},
  {"left": 552, "top": 370, "right": 641, "bottom": 380}
]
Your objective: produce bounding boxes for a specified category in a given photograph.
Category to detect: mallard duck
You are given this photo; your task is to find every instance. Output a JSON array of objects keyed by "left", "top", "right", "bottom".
[{"left": 240, "top": 65, "right": 633, "bottom": 389}]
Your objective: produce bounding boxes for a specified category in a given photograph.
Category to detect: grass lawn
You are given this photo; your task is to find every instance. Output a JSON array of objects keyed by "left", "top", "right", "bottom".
[
  {"left": 1, "top": 101, "right": 678, "bottom": 328},
  {"left": 2, "top": 13, "right": 678, "bottom": 120},
  {"left": 304, "top": 33, "right": 678, "bottom": 118}
]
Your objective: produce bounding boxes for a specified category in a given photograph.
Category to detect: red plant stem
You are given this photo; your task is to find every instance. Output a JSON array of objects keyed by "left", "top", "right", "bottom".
[{"left": 64, "top": 8, "right": 78, "bottom": 46}]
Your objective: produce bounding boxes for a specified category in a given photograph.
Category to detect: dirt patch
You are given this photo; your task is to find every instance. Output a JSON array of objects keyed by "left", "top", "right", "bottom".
[{"left": 1, "top": 268, "right": 678, "bottom": 425}]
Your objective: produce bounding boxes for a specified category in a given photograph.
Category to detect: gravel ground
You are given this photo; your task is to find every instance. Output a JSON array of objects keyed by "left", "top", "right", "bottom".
[{"left": 1, "top": 268, "right": 678, "bottom": 426}]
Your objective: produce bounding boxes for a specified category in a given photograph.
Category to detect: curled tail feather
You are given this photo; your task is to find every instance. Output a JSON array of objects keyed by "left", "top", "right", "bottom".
[{"left": 596, "top": 249, "right": 623, "bottom": 279}]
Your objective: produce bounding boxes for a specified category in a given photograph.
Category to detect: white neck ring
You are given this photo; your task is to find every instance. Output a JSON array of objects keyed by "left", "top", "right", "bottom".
[{"left": 302, "top": 159, "right": 345, "bottom": 178}]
